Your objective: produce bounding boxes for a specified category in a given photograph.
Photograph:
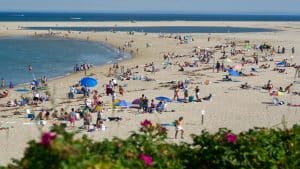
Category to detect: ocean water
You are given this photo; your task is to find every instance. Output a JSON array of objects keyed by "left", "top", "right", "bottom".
[
  {"left": 0, "top": 12, "right": 300, "bottom": 21},
  {"left": 0, "top": 37, "right": 126, "bottom": 85},
  {"left": 25, "top": 26, "right": 275, "bottom": 33}
]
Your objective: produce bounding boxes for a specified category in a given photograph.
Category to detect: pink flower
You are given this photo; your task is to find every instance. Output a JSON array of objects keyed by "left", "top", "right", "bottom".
[
  {"left": 40, "top": 132, "right": 57, "bottom": 147},
  {"left": 139, "top": 153, "right": 153, "bottom": 167},
  {"left": 141, "top": 119, "right": 152, "bottom": 128},
  {"left": 226, "top": 133, "right": 237, "bottom": 144}
]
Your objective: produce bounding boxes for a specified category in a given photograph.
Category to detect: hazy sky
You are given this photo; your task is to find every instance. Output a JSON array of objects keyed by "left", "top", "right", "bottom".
[{"left": 1, "top": 0, "right": 300, "bottom": 14}]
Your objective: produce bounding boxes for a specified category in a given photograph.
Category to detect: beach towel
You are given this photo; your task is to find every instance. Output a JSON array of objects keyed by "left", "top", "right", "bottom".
[
  {"left": 276, "top": 61, "right": 287, "bottom": 67},
  {"left": 161, "top": 123, "right": 175, "bottom": 127}
]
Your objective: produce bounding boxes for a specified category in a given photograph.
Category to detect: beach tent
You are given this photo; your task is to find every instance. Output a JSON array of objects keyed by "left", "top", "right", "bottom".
[
  {"left": 80, "top": 77, "right": 98, "bottom": 87},
  {"left": 155, "top": 96, "right": 173, "bottom": 102},
  {"left": 227, "top": 69, "right": 240, "bottom": 77}
]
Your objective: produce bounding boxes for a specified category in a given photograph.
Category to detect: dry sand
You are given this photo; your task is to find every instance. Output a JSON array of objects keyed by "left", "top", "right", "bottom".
[{"left": 0, "top": 21, "right": 300, "bottom": 165}]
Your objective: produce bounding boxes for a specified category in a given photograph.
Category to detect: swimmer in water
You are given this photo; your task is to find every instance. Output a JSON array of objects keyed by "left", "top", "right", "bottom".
[{"left": 28, "top": 65, "right": 32, "bottom": 71}]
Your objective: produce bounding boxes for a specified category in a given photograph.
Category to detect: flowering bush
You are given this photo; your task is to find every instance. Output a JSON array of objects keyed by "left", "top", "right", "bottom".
[{"left": 2, "top": 121, "right": 300, "bottom": 169}]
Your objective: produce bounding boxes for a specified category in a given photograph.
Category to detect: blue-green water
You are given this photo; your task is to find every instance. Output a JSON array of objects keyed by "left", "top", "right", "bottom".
[{"left": 0, "top": 37, "right": 126, "bottom": 85}]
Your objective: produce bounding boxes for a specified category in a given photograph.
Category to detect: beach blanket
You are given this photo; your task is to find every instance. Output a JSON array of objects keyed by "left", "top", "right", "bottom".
[{"left": 276, "top": 61, "right": 287, "bottom": 67}]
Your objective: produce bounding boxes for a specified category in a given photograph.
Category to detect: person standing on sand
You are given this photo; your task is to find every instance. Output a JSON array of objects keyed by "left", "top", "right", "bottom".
[
  {"left": 70, "top": 108, "right": 76, "bottom": 128},
  {"left": 183, "top": 87, "right": 189, "bottom": 103},
  {"left": 195, "top": 86, "right": 200, "bottom": 102},
  {"left": 216, "top": 61, "right": 221, "bottom": 73},
  {"left": 174, "top": 87, "right": 179, "bottom": 101},
  {"left": 175, "top": 117, "right": 184, "bottom": 139}
]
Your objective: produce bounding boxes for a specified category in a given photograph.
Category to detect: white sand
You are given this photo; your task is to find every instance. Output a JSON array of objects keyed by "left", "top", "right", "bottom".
[{"left": 0, "top": 21, "right": 300, "bottom": 165}]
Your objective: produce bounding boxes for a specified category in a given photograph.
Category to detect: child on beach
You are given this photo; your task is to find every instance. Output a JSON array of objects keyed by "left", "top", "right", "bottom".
[
  {"left": 70, "top": 108, "right": 76, "bottom": 128},
  {"left": 175, "top": 117, "right": 184, "bottom": 139}
]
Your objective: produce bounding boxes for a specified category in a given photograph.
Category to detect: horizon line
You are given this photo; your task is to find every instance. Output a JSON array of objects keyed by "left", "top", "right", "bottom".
[{"left": 0, "top": 10, "right": 300, "bottom": 16}]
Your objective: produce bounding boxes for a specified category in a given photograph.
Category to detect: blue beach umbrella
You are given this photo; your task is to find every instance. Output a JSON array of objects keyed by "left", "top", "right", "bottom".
[
  {"left": 115, "top": 100, "right": 131, "bottom": 108},
  {"left": 155, "top": 96, "right": 173, "bottom": 102},
  {"left": 80, "top": 77, "right": 98, "bottom": 87}
]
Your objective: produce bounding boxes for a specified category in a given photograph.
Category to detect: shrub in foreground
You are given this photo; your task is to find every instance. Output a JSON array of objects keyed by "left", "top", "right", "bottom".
[{"left": 2, "top": 121, "right": 300, "bottom": 169}]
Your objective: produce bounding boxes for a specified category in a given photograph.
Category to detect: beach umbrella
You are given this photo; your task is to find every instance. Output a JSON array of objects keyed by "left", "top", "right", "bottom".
[
  {"left": 132, "top": 98, "right": 140, "bottom": 104},
  {"left": 155, "top": 96, "right": 173, "bottom": 102},
  {"left": 80, "top": 77, "right": 98, "bottom": 87},
  {"left": 115, "top": 100, "right": 131, "bottom": 108}
]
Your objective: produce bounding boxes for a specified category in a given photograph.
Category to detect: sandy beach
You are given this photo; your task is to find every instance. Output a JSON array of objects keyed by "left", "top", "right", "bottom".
[{"left": 0, "top": 21, "right": 300, "bottom": 165}]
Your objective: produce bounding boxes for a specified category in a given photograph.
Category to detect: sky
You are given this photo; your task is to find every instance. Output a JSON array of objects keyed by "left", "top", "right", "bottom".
[{"left": 0, "top": 0, "right": 300, "bottom": 14}]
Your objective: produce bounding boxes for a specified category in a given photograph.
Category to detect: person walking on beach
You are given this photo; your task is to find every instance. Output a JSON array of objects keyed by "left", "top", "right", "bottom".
[
  {"left": 70, "top": 108, "right": 76, "bottom": 128},
  {"left": 175, "top": 117, "right": 184, "bottom": 139},
  {"left": 292, "top": 47, "right": 295, "bottom": 54}
]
